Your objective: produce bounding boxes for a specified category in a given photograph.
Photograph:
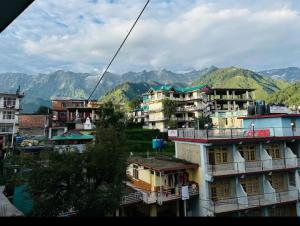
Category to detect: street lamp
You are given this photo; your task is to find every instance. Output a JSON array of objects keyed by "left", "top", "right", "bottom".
[
  {"left": 291, "top": 122, "right": 295, "bottom": 136},
  {"left": 205, "top": 123, "right": 209, "bottom": 139},
  {"left": 251, "top": 122, "right": 255, "bottom": 137}
]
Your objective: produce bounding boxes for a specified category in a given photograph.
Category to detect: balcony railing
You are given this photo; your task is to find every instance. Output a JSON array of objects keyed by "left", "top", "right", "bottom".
[
  {"left": 170, "top": 127, "right": 300, "bottom": 140},
  {"left": 120, "top": 192, "right": 143, "bottom": 206},
  {"left": 207, "top": 189, "right": 299, "bottom": 214},
  {"left": 207, "top": 157, "right": 299, "bottom": 177}
]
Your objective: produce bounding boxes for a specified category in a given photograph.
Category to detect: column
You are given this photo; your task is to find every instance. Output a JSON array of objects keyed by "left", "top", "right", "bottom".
[
  {"left": 176, "top": 200, "right": 180, "bottom": 217},
  {"left": 92, "top": 110, "right": 95, "bottom": 121},
  {"left": 150, "top": 204, "right": 157, "bottom": 217},
  {"left": 214, "top": 90, "right": 217, "bottom": 110}
]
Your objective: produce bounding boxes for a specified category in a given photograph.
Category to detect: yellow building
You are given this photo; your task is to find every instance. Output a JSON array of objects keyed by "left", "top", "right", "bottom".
[
  {"left": 142, "top": 85, "right": 211, "bottom": 132},
  {"left": 124, "top": 156, "right": 199, "bottom": 216}
]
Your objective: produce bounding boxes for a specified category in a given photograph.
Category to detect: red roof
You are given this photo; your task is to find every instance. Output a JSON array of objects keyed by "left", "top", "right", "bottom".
[
  {"left": 238, "top": 114, "right": 300, "bottom": 120},
  {"left": 19, "top": 115, "right": 48, "bottom": 129}
]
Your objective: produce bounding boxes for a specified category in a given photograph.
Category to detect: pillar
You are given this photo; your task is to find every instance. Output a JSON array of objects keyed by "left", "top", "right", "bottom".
[
  {"left": 116, "top": 208, "right": 120, "bottom": 217},
  {"left": 150, "top": 204, "right": 157, "bottom": 217},
  {"left": 176, "top": 200, "right": 180, "bottom": 217},
  {"left": 296, "top": 202, "right": 300, "bottom": 216}
]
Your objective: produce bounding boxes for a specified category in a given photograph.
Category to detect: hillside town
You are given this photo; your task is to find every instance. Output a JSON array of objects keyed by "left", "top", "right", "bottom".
[
  {"left": 2, "top": 0, "right": 300, "bottom": 220},
  {"left": 1, "top": 82, "right": 300, "bottom": 217}
]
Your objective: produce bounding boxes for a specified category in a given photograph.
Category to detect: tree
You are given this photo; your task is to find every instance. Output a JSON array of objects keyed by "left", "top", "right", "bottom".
[
  {"left": 9, "top": 101, "right": 128, "bottom": 217},
  {"left": 193, "top": 116, "right": 213, "bottom": 129},
  {"left": 78, "top": 101, "right": 127, "bottom": 216},
  {"left": 126, "top": 98, "right": 141, "bottom": 112},
  {"left": 162, "top": 98, "right": 177, "bottom": 120},
  {"left": 34, "top": 106, "right": 52, "bottom": 115}
]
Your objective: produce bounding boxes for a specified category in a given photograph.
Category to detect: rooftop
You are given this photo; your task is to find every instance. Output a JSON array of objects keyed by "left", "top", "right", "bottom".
[
  {"left": 144, "top": 84, "right": 210, "bottom": 95},
  {"left": 52, "top": 130, "right": 94, "bottom": 141},
  {"left": 128, "top": 156, "right": 198, "bottom": 172}
]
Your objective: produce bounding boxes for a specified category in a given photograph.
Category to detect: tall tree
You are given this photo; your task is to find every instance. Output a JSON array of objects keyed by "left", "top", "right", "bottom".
[{"left": 10, "top": 101, "right": 128, "bottom": 217}]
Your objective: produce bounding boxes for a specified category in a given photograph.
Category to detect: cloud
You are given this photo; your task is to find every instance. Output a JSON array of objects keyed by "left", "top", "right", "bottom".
[{"left": 1, "top": 0, "right": 300, "bottom": 73}]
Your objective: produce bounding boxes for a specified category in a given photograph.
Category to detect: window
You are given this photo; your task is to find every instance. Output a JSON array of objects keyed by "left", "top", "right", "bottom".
[
  {"left": 238, "top": 145, "right": 256, "bottom": 161},
  {"left": 151, "top": 122, "right": 155, "bottom": 126},
  {"left": 210, "top": 181, "right": 230, "bottom": 201},
  {"left": 4, "top": 97, "right": 16, "bottom": 108},
  {"left": 3, "top": 111, "right": 14, "bottom": 120},
  {"left": 208, "top": 146, "right": 230, "bottom": 165},
  {"left": 62, "top": 103, "right": 67, "bottom": 108},
  {"left": 266, "top": 144, "right": 281, "bottom": 159},
  {"left": 0, "top": 124, "right": 13, "bottom": 133},
  {"left": 240, "top": 177, "right": 260, "bottom": 195}
]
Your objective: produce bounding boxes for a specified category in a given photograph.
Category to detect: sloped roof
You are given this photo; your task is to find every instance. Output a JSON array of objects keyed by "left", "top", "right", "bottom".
[
  {"left": 19, "top": 115, "right": 47, "bottom": 129},
  {"left": 52, "top": 130, "right": 94, "bottom": 141}
]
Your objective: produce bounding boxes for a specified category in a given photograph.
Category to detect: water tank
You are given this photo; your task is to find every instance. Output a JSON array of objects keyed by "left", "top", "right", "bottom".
[
  {"left": 152, "top": 139, "right": 164, "bottom": 150},
  {"left": 256, "top": 104, "right": 265, "bottom": 115},
  {"left": 265, "top": 104, "right": 271, "bottom": 114},
  {"left": 248, "top": 105, "right": 255, "bottom": 116}
]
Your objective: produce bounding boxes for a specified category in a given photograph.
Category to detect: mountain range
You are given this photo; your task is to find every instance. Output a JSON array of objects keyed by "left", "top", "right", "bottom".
[{"left": 0, "top": 66, "right": 299, "bottom": 113}]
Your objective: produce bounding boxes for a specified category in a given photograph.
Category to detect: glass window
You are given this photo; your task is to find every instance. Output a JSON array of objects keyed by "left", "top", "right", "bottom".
[
  {"left": 4, "top": 97, "right": 16, "bottom": 108},
  {"left": 3, "top": 111, "right": 14, "bottom": 120}
]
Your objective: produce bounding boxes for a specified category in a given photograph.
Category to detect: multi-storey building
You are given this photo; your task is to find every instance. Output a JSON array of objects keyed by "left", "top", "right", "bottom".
[
  {"left": 141, "top": 85, "right": 212, "bottom": 132},
  {"left": 51, "top": 97, "right": 101, "bottom": 136},
  {"left": 122, "top": 156, "right": 199, "bottom": 216},
  {"left": 168, "top": 113, "right": 300, "bottom": 216},
  {"left": 0, "top": 90, "right": 24, "bottom": 158},
  {"left": 139, "top": 86, "right": 256, "bottom": 132},
  {"left": 210, "top": 88, "right": 255, "bottom": 129}
]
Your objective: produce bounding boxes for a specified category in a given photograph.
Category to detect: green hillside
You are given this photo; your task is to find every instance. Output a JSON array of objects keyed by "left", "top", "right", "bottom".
[
  {"left": 266, "top": 82, "right": 300, "bottom": 106},
  {"left": 192, "top": 67, "right": 290, "bottom": 100},
  {"left": 100, "top": 81, "right": 160, "bottom": 111}
]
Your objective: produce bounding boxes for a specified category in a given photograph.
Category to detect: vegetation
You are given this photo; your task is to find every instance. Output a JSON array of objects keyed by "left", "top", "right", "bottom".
[
  {"left": 162, "top": 98, "right": 177, "bottom": 119},
  {"left": 192, "top": 116, "right": 213, "bottom": 129},
  {"left": 34, "top": 106, "right": 52, "bottom": 115},
  {"left": 266, "top": 82, "right": 300, "bottom": 106},
  {"left": 192, "top": 67, "right": 290, "bottom": 100},
  {"left": 100, "top": 82, "right": 152, "bottom": 112},
  {"left": 5, "top": 101, "right": 128, "bottom": 217}
]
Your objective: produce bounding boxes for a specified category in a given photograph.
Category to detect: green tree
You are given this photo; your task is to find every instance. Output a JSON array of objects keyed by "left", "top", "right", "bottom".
[
  {"left": 78, "top": 101, "right": 127, "bottom": 216},
  {"left": 12, "top": 101, "right": 128, "bottom": 217},
  {"left": 193, "top": 116, "right": 213, "bottom": 129},
  {"left": 162, "top": 98, "right": 177, "bottom": 120},
  {"left": 34, "top": 106, "right": 52, "bottom": 115}
]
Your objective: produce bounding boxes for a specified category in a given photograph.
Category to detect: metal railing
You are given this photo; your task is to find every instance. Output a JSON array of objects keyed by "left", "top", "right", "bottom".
[
  {"left": 207, "top": 189, "right": 299, "bottom": 213},
  {"left": 173, "top": 127, "right": 300, "bottom": 140},
  {"left": 207, "top": 157, "right": 299, "bottom": 176},
  {"left": 120, "top": 192, "right": 143, "bottom": 206}
]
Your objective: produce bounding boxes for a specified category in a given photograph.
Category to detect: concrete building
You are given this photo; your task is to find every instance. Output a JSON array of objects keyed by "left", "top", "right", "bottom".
[
  {"left": 50, "top": 97, "right": 101, "bottom": 138},
  {"left": 18, "top": 115, "right": 50, "bottom": 137},
  {"left": 121, "top": 156, "right": 199, "bottom": 216},
  {"left": 141, "top": 85, "right": 212, "bottom": 132},
  {"left": 168, "top": 113, "right": 300, "bottom": 216},
  {"left": 210, "top": 88, "right": 255, "bottom": 129},
  {"left": 0, "top": 90, "right": 24, "bottom": 158}
]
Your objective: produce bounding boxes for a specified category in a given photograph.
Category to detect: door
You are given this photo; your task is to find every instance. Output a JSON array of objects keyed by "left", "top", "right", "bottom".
[
  {"left": 240, "top": 177, "right": 260, "bottom": 195},
  {"left": 266, "top": 144, "right": 281, "bottom": 159}
]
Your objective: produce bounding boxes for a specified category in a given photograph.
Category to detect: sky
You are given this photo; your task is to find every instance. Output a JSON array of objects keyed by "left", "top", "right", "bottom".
[{"left": 1, "top": 0, "right": 300, "bottom": 74}]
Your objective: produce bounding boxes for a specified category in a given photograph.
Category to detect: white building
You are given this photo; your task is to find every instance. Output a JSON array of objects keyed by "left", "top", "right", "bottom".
[{"left": 0, "top": 90, "right": 24, "bottom": 156}]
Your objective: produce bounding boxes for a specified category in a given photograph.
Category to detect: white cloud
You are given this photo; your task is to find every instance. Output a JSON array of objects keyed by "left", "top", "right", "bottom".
[{"left": 1, "top": 0, "right": 300, "bottom": 73}]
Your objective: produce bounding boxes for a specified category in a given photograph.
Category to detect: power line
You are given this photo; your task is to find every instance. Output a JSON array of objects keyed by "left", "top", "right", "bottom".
[{"left": 88, "top": 0, "right": 151, "bottom": 101}]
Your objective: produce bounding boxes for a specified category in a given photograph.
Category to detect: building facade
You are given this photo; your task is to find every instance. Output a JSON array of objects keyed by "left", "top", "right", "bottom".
[
  {"left": 141, "top": 85, "right": 212, "bottom": 132},
  {"left": 0, "top": 90, "right": 24, "bottom": 158},
  {"left": 18, "top": 115, "right": 50, "bottom": 137},
  {"left": 169, "top": 114, "right": 300, "bottom": 216}
]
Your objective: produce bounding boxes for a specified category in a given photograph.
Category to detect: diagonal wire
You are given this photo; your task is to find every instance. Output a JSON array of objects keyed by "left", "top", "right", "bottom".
[{"left": 88, "top": 0, "right": 151, "bottom": 101}]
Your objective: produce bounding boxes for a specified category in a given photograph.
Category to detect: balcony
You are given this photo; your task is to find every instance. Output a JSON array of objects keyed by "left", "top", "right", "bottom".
[
  {"left": 207, "top": 189, "right": 299, "bottom": 214},
  {"left": 207, "top": 158, "right": 298, "bottom": 177},
  {"left": 170, "top": 128, "right": 300, "bottom": 141},
  {"left": 126, "top": 181, "right": 199, "bottom": 205}
]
